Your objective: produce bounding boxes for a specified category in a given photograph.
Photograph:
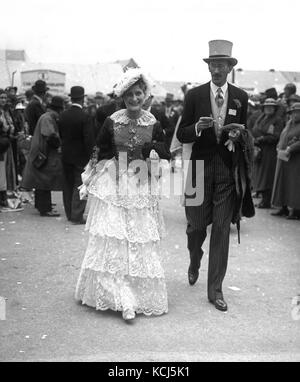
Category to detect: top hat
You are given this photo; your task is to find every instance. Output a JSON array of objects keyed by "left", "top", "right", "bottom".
[
  {"left": 288, "top": 102, "right": 300, "bottom": 112},
  {"left": 262, "top": 98, "right": 278, "bottom": 107},
  {"left": 69, "top": 86, "right": 85, "bottom": 99},
  {"left": 50, "top": 96, "right": 64, "bottom": 109},
  {"left": 32, "top": 80, "right": 49, "bottom": 93},
  {"left": 203, "top": 40, "right": 238, "bottom": 66}
]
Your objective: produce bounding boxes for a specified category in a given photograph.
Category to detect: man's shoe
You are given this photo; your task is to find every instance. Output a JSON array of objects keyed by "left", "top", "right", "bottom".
[
  {"left": 209, "top": 298, "right": 228, "bottom": 312},
  {"left": 286, "top": 213, "right": 299, "bottom": 220},
  {"left": 188, "top": 265, "right": 199, "bottom": 286},
  {"left": 40, "top": 211, "right": 60, "bottom": 217},
  {"left": 72, "top": 219, "right": 86, "bottom": 225}
]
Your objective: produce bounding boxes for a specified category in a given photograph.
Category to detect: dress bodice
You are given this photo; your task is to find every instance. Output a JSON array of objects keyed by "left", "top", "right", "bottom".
[{"left": 110, "top": 109, "right": 156, "bottom": 163}]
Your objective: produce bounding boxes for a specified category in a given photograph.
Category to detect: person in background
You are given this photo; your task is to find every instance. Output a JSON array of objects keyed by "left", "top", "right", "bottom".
[
  {"left": 21, "top": 97, "right": 65, "bottom": 216},
  {"left": 25, "top": 80, "right": 48, "bottom": 136},
  {"left": 0, "top": 89, "right": 21, "bottom": 212},
  {"left": 252, "top": 98, "right": 285, "bottom": 208},
  {"left": 95, "top": 92, "right": 105, "bottom": 109},
  {"left": 162, "top": 93, "right": 180, "bottom": 149},
  {"left": 271, "top": 102, "right": 300, "bottom": 219},
  {"left": 59, "top": 86, "right": 95, "bottom": 224}
]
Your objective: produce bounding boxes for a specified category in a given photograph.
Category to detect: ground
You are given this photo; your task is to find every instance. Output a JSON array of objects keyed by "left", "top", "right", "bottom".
[{"left": 0, "top": 190, "right": 299, "bottom": 362}]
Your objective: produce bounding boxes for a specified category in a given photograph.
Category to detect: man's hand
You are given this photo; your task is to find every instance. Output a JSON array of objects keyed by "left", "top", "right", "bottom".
[{"left": 195, "top": 117, "right": 214, "bottom": 134}]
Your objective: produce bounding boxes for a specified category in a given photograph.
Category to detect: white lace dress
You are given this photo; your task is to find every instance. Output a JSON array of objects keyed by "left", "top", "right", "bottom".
[{"left": 75, "top": 109, "right": 168, "bottom": 316}]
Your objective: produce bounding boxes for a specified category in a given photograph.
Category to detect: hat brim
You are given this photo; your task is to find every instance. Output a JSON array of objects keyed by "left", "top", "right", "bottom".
[
  {"left": 263, "top": 103, "right": 278, "bottom": 107},
  {"left": 203, "top": 57, "right": 238, "bottom": 66},
  {"left": 68, "top": 94, "right": 85, "bottom": 98},
  {"left": 32, "top": 86, "right": 50, "bottom": 91}
]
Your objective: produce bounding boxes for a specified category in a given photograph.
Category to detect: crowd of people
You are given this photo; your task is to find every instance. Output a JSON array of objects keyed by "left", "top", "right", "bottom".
[
  {"left": 0, "top": 78, "right": 299, "bottom": 221},
  {"left": 247, "top": 83, "right": 300, "bottom": 219}
]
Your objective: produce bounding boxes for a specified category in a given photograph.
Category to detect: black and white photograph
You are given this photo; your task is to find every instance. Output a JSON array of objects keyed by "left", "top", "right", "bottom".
[{"left": 0, "top": 0, "right": 299, "bottom": 366}]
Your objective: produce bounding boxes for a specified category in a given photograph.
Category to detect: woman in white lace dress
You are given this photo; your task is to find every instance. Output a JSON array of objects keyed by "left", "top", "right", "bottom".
[{"left": 75, "top": 69, "right": 170, "bottom": 321}]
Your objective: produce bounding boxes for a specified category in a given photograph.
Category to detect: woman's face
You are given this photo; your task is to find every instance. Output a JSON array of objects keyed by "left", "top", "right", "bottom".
[
  {"left": 0, "top": 93, "right": 7, "bottom": 108},
  {"left": 264, "top": 105, "right": 276, "bottom": 116},
  {"left": 123, "top": 84, "right": 146, "bottom": 112}
]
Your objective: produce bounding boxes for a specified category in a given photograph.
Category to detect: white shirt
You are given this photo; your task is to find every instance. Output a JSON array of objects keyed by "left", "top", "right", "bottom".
[
  {"left": 195, "top": 81, "right": 228, "bottom": 137},
  {"left": 210, "top": 81, "right": 228, "bottom": 100}
]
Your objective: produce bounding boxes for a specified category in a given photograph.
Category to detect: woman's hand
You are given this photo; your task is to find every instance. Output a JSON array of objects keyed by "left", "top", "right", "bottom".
[{"left": 149, "top": 149, "right": 159, "bottom": 160}]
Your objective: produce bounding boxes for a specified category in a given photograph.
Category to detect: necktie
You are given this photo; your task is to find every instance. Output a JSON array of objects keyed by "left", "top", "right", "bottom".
[{"left": 215, "top": 88, "right": 224, "bottom": 108}]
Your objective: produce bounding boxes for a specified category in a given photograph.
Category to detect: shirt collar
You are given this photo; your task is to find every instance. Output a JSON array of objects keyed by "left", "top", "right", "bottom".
[
  {"left": 71, "top": 103, "right": 83, "bottom": 109},
  {"left": 210, "top": 81, "right": 228, "bottom": 97},
  {"left": 33, "top": 94, "right": 43, "bottom": 104}
]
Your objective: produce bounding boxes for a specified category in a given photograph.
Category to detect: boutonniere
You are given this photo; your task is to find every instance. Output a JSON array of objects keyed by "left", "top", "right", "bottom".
[{"left": 233, "top": 98, "right": 242, "bottom": 108}]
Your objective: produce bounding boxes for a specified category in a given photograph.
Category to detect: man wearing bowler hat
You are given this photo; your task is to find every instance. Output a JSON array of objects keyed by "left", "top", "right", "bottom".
[
  {"left": 59, "top": 86, "right": 95, "bottom": 224},
  {"left": 25, "top": 80, "right": 49, "bottom": 135},
  {"left": 177, "top": 40, "right": 252, "bottom": 312}
]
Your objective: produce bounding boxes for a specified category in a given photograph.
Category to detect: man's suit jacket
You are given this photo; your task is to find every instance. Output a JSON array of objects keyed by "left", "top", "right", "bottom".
[
  {"left": 59, "top": 105, "right": 95, "bottom": 167},
  {"left": 177, "top": 81, "right": 248, "bottom": 168},
  {"left": 25, "top": 96, "right": 46, "bottom": 135}
]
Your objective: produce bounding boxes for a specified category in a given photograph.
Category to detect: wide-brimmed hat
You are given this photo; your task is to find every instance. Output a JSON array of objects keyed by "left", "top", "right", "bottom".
[
  {"left": 5, "top": 86, "right": 18, "bottom": 93},
  {"left": 165, "top": 92, "right": 174, "bottom": 101},
  {"left": 69, "top": 86, "right": 85, "bottom": 99},
  {"left": 203, "top": 40, "right": 238, "bottom": 66},
  {"left": 95, "top": 91, "right": 105, "bottom": 99},
  {"left": 114, "top": 68, "right": 152, "bottom": 98},
  {"left": 32, "top": 80, "right": 49, "bottom": 93},
  {"left": 15, "top": 102, "right": 25, "bottom": 110},
  {"left": 288, "top": 102, "right": 300, "bottom": 112},
  {"left": 50, "top": 96, "right": 64, "bottom": 109},
  {"left": 262, "top": 98, "right": 278, "bottom": 107}
]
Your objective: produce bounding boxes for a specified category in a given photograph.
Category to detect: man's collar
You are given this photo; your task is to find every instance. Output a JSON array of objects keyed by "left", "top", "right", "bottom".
[
  {"left": 210, "top": 81, "right": 228, "bottom": 96},
  {"left": 33, "top": 94, "right": 43, "bottom": 104},
  {"left": 71, "top": 103, "right": 83, "bottom": 109}
]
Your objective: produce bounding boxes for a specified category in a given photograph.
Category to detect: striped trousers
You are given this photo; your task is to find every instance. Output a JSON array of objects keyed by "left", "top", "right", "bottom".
[{"left": 185, "top": 153, "right": 236, "bottom": 301}]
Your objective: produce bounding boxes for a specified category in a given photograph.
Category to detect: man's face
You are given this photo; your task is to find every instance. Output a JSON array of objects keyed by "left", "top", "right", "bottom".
[
  {"left": 291, "top": 110, "right": 300, "bottom": 123},
  {"left": 284, "top": 86, "right": 293, "bottom": 98},
  {"left": 208, "top": 60, "right": 233, "bottom": 87},
  {"left": 0, "top": 93, "right": 7, "bottom": 107}
]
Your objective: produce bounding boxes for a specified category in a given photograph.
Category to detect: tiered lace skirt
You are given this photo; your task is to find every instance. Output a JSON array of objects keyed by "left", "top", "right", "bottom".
[{"left": 75, "top": 166, "right": 168, "bottom": 316}]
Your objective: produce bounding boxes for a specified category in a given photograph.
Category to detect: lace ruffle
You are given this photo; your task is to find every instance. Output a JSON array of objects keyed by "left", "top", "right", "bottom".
[
  {"left": 86, "top": 196, "right": 165, "bottom": 242},
  {"left": 87, "top": 162, "right": 161, "bottom": 209},
  {"left": 75, "top": 269, "right": 168, "bottom": 316},
  {"left": 110, "top": 109, "right": 156, "bottom": 126},
  {"left": 80, "top": 233, "right": 165, "bottom": 278}
]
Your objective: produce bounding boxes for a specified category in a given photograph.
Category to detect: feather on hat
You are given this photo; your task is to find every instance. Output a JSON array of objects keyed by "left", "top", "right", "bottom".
[{"left": 114, "top": 68, "right": 152, "bottom": 99}]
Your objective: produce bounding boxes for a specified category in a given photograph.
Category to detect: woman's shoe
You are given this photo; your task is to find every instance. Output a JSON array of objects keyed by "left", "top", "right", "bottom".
[{"left": 122, "top": 309, "right": 136, "bottom": 321}]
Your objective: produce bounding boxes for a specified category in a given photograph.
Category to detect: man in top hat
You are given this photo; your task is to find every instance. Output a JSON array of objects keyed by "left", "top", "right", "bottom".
[
  {"left": 58, "top": 86, "right": 95, "bottom": 224},
  {"left": 177, "top": 40, "right": 253, "bottom": 312},
  {"left": 25, "top": 80, "right": 49, "bottom": 135}
]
